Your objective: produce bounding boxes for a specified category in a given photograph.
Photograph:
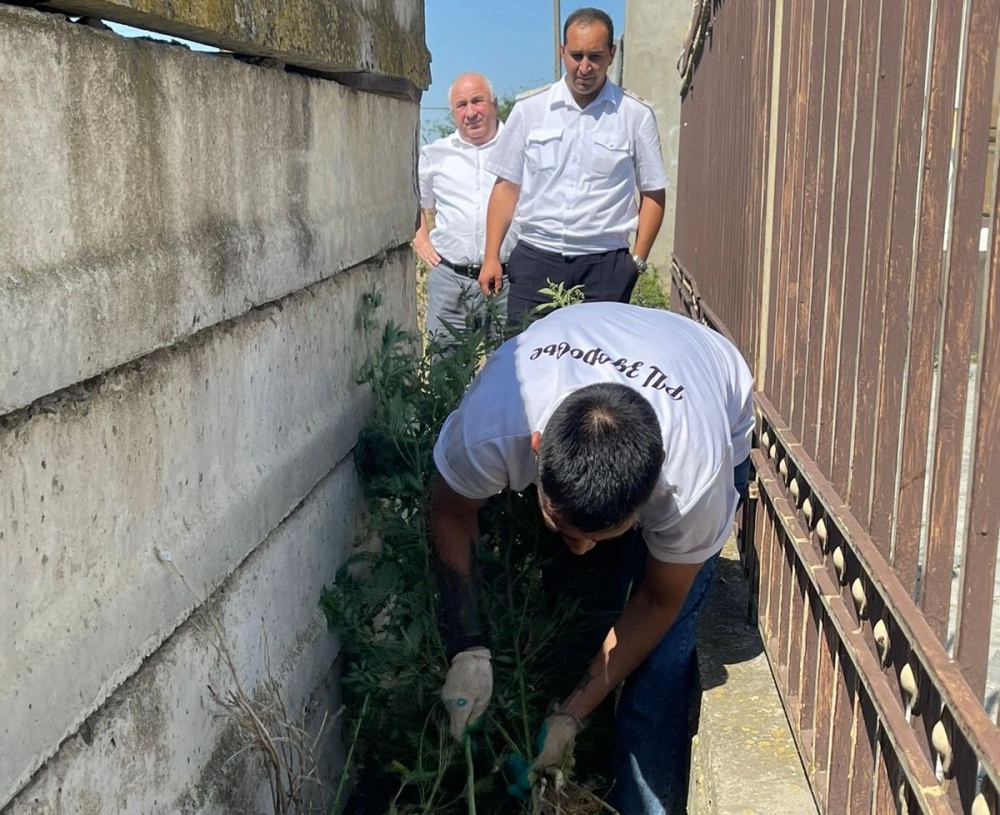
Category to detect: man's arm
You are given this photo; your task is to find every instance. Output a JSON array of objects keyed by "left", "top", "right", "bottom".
[
  {"left": 430, "top": 474, "right": 496, "bottom": 740},
  {"left": 478, "top": 178, "right": 521, "bottom": 295},
  {"left": 413, "top": 210, "right": 442, "bottom": 268},
  {"left": 558, "top": 555, "right": 704, "bottom": 721},
  {"left": 632, "top": 188, "right": 666, "bottom": 263},
  {"left": 429, "top": 474, "right": 487, "bottom": 655}
]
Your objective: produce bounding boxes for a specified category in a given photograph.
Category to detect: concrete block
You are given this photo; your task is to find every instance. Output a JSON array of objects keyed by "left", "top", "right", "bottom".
[
  {"left": 38, "top": 0, "right": 430, "bottom": 94},
  {"left": 688, "top": 538, "right": 818, "bottom": 814},
  {"left": 622, "top": 2, "right": 689, "bottom": 271},
  {"left": 0, "top": 250, "right": 416, "bottom": 807},
  {"left": 0, "top": 5, "right": 420, "bottom": 413},
  {"left": 5, "top": 459, "right": 360, "bottom": 814}
]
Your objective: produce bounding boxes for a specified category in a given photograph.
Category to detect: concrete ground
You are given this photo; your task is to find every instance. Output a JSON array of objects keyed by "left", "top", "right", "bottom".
[{"left": 687, "top": 537, "right": 819, "bottom": 815}]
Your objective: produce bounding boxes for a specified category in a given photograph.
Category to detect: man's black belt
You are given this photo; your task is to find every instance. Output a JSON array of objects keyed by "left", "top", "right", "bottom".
[{"left": 441, "top": 258, "right": 507, "bottom": 278}]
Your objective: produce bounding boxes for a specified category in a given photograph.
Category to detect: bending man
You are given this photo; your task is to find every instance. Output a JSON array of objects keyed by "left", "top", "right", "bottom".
[{"left": 429, "top": 302, "right": 754, "bottom": 814}]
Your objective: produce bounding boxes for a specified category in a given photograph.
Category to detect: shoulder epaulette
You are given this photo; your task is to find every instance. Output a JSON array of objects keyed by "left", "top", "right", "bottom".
[
  {"left": 623, "top": 88, "right": 654, "bottom": 109},
  {"left": 516, "top": 82, "right": 552, "bottom": 101}
]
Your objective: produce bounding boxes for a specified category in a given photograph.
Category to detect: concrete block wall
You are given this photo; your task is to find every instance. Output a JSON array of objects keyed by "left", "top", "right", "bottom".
[
  {"left": 622, "top": 1, "right": 689, "bottom": 273},
  {"left": 0, "top": 3, "right": 425, "bottom": 810},
  {"left": 36, "top": 0, "right": 431, "bottom": 96}
]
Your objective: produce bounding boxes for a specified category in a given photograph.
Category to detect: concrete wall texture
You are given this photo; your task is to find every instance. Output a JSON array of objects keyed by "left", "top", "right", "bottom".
[
  {"left": 1, "top": 2, "right": 425, "bottom": 811},
  {"left": 622, "top": 0, "right": 690, "bottom": 273},
  {"left": 40, "top": 0, "right": 431, "bottom": 95}
]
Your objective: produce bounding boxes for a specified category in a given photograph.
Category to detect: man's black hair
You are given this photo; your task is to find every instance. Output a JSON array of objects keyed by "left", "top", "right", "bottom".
[
  {"left": 538, "top": 383, "right": 663, "bottom": 532},
  {"left": 563, "top": 7, "right": 615, "bottom": 49}
]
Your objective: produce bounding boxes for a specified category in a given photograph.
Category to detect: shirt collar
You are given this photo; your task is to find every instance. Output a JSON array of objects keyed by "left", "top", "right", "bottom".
[
  {"left": 550, "top": 75, "right": 622, "bottom": 112},
  {"left": 449, "top": 120, "right": 504, "bottom": 149}
]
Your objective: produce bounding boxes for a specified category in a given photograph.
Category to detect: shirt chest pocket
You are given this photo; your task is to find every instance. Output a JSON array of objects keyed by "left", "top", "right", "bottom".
[
  {"left": 591, "top": 135, "right": 632, "bottom": 174},
  {"left": 525, "top": 128, "right": 563, "bottom": 171}
]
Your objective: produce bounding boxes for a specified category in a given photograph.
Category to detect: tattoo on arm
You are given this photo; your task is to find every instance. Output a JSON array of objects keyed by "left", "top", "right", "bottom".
[
  {"left": 575, "top": 670, "right": 594, "bottom": 694},
  {"left": 434, "top": 540, "right": 486, "bottom": 658}
]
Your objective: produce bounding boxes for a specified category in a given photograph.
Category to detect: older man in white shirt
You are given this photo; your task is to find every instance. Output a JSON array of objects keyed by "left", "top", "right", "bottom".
[
  {"left": 414, "top": 72, "right": 517, "bottom": 350},
  {"left": 479, "top": 8, "right": 668, "bottom": 328}
]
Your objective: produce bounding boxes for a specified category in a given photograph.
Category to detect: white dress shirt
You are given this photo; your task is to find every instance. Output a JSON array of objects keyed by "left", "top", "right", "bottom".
[
  {"left": 433, "top": 303, "right": 754, "bottom": 564},
  {"left": 419, "top": 123, "right": 516, "bottom": 265},
  {"left": 486, "top": 78, "right": 668, "bottom": 256}
]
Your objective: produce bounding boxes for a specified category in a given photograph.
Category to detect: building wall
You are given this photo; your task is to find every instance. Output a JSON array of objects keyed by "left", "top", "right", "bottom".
[
  {"left": 622, "top": 1, "right": 690, "bottom": 273},
  {"left": 0, "top": 3, "right": 427, "bottom": 810}
]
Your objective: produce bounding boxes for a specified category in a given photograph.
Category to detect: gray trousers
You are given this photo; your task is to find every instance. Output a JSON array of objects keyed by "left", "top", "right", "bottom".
[{"left": 425, "top": 262, "right": 509, "bottom": 350}]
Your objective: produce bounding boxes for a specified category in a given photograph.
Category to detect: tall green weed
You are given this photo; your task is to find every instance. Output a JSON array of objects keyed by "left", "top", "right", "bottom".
[{"left": 322, "top": 299, "right": 607, "bottom": 814}]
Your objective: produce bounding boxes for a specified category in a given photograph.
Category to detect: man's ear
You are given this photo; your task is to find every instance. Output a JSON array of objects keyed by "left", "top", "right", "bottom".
[
  {"left": 656, "top": 446, "right": 666, "bottom": 469},
  {"left": 530, "top": 431, "right": 542, "bottom": 454}
]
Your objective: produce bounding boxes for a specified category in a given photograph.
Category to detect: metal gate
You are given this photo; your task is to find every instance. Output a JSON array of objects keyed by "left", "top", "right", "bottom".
[{"left": 673, "top": 1, "right": 1000, "bottom": 812}]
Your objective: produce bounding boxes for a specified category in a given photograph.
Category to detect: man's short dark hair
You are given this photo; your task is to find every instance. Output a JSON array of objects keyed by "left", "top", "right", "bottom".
[
  {"left": 563, "top": 7, "right": 615, "bottom": 49},
  {"left": 538, "top": 383, "right": 662, "bottom": 532}
]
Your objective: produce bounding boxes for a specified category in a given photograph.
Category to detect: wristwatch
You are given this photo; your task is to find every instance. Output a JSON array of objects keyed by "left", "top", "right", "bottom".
[{"left": 632, "top": 254, "right": 648, "bottom": 273}]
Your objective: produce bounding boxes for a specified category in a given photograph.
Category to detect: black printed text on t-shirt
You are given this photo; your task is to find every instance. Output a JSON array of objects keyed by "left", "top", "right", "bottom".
[{"left": 528, "top": 343, "right": 685, "bottom": 400}]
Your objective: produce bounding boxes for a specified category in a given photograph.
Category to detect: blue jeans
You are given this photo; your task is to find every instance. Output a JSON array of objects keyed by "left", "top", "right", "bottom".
[
  {"left": 608, "top": 550, "right": 720, "bottom": 814},
  {"left": 609, "top": 456, "right": 749, "bottom": 814}
]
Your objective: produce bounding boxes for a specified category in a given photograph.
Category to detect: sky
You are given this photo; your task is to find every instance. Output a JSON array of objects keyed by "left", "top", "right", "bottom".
[{"left": 420, "top": 1, "right": 626, "bottom": 128}]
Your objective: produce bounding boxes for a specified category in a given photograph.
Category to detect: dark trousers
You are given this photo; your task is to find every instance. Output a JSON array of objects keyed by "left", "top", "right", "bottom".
[{"left": 505, "top": 241, "right": 639, "bottom": 329}]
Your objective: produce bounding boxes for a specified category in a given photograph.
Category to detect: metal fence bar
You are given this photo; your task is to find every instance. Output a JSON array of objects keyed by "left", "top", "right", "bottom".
[
  {"left": 799, "top": 582, "right": 822, "bottom": 768},
  {"left": 814, "top": 616, "right": 836, "bottom": 809},
  {"left": 954, "top": 0, "right": 1000, "bottom": 701},
  {"left": 827, "top": 647, "right": 855, "bottom": 815},
  {"left": 831, "top": 0, "right": 881, "bottom": 497},
  {"left": 923, "top": 0, "right": 997, "bottom": 648},
  {"left": 924, "top": 0, "right": 1000, "bottom": 678},
  {"left": 851, "top": 2, "right": 905, "bottom": 533},
  {"left": 787, "top": 552, "right": 809, "bottom": 727},
  {"left": 895, "top": 0, "right": 965, "bottom": 620},
  {"left": 747, "top": 0, "right": 775, "bottom": 372},
  {"left": 768, "top": 0, "right": 805, "bottom": 414},
  {"left": 870, "top": 0, "right": 933, "bottom": 566},
  {"left": 789, "top": 0, "right": 825, "bottom": 444},
  {"left": 801, "top": 0, "right": 842, "bottom": 459},
  {"left": 781, "top": 0, "right": 814, "bottom": 427},
  {"left": 852, "top": 694, "right": 879, "bottom": 814},
  {"left": 817, "top": 0, "right": 862, "bottom": 476}
]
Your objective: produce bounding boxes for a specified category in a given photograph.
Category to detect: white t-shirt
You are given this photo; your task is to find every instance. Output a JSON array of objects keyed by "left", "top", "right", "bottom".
[
  {"left": 485, "top": 78, "right": 669, "bottom": 256},
  {"left": 433, "top": 303, "right": 754, "bottom": 564},
  {"left": 419, "top": 123, "right": 517, "bottom": 265}
]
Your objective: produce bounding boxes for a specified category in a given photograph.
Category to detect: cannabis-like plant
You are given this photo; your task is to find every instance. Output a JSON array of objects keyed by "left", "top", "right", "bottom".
[
  {"left": 322, "top": 297, "right": 614, "bottom": 815},
  {"left": 324, "top": 274, "right": 670, "bottom": 814}
]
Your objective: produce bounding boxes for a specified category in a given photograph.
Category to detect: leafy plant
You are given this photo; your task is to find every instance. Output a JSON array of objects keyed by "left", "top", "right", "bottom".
[
  {"left": 322, "top": 301, "right": 613, "bottom": 814},
  {"left": 530, "top": 281, "right": 586, "bottom": 315},
  {"left": 629, "top": 266, "right": 670, "bottom": 311}
]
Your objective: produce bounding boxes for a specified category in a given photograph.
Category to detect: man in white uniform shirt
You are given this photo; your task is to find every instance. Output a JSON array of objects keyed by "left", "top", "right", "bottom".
[
  {"left": 429, "top": 303, "right": 754, "bottom": 814},
  {"left": 478, "top": 8, "right": 668, "bottom": 328},
  {"left": 414, "top": 72, "right": 517, "bottom": 349}
]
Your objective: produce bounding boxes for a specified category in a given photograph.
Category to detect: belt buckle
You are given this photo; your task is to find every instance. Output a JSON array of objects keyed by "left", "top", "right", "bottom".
[{"left": 466, "top": 264, "right": 481, "bottom": 279}]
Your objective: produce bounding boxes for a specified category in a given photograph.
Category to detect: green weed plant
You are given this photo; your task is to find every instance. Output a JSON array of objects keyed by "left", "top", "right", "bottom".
[
  {"left": 322, "top": 296, "right": 609, "bottom": 814},
  {"left": 323, "top": 274, "right": 670, "bottom": 813}
]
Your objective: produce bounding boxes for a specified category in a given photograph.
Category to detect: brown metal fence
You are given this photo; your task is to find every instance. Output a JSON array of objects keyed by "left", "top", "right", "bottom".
[{"left": 673, "top": 1, "right": 1000, "bottom": 812}]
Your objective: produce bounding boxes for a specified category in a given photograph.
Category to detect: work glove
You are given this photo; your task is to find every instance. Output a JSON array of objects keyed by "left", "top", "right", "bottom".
[
  {"left": 532, "top": 709, "right": 584, "bottom": 782},
  {"left": 441, "top": 647, "right": 492, "bottom": 740}
]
